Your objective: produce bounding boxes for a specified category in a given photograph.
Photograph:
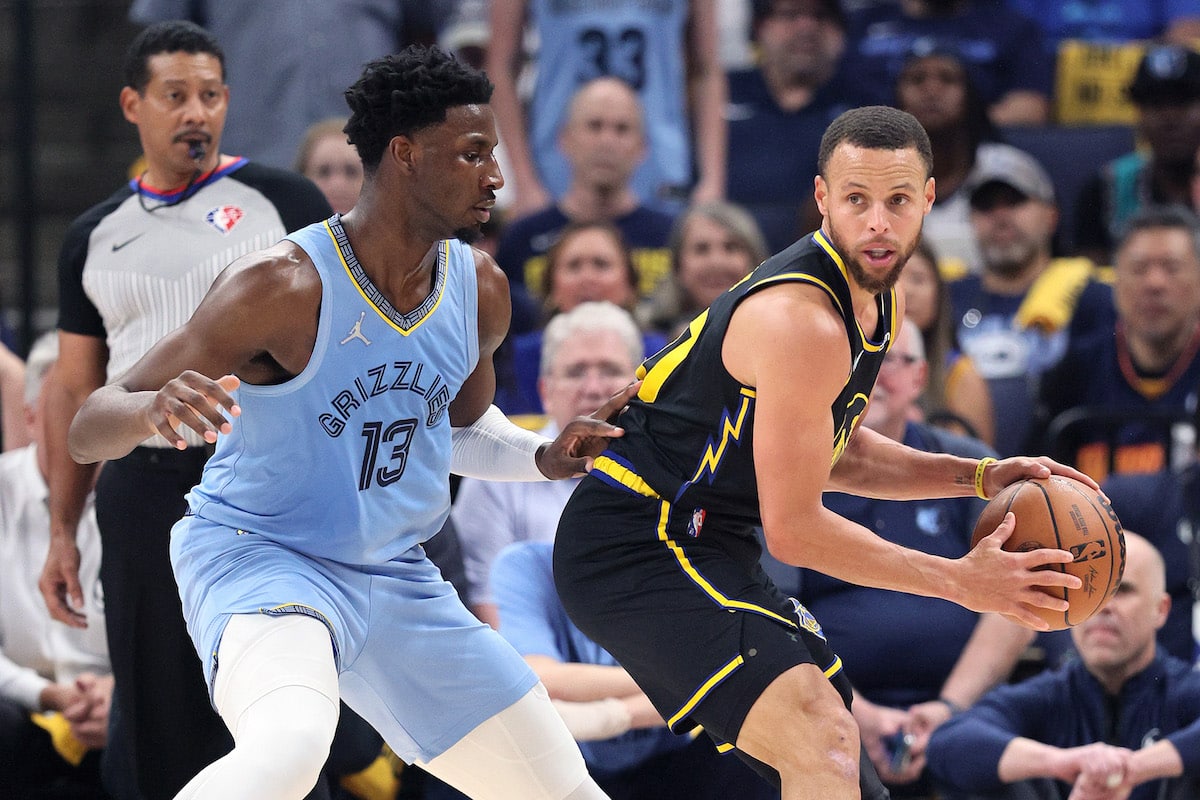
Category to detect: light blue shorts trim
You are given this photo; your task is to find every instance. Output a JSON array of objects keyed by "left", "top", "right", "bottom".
[{"left": 170, "top": 514, "right": 538, "bottom": 763}]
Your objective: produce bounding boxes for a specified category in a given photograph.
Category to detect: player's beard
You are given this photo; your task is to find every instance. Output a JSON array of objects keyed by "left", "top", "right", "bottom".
[
  {"left": 454, "top": 226, "right": 483, "bottom": 244},
  {"left": 827, "top": 223, "right": 916, "bottom": 294}
]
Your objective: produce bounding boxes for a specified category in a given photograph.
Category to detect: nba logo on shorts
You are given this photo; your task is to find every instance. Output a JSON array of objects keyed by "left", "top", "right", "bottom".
[
  {"left": 687, "top": 507, "right": 706, "bottom": 537},
  {"left": 205, "top": 205, "right": 244, "bottom": 234}
]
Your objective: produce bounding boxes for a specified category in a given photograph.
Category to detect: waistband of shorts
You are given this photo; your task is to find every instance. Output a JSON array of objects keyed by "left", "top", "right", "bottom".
[{"left": 117, "top": 444, "right": 215, "bottom": 469}]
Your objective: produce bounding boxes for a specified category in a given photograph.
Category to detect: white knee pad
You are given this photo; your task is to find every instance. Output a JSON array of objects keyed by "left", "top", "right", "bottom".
[{"left": 418, "top": 683, "right": 606, "bottom": 800}]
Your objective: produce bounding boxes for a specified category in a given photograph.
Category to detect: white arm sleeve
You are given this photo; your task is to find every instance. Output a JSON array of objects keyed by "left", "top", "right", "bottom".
[
  {"left": 551, "top": 698, "right": 633, "bottom": 742},
  {"left": 450, "top": 405, "right": 553, "bottom": 481}
]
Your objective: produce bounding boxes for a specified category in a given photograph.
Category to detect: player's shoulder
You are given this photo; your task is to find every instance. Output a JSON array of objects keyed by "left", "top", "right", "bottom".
[{"left": 216, "top": 238, "right": 322, "bottom": 301}]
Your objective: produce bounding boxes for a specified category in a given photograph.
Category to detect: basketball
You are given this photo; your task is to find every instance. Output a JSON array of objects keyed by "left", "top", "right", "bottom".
[{"left": 971, "top": 475, "right": 1125, "bottom": 630}]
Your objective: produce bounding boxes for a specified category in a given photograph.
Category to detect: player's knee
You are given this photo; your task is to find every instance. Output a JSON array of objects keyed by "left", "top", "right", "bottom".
[
  {"left": 246, "top": 714, "right": 335, "bottom": 794},
  {"left": 775, "top": 699, "right": 859, "bottom": 783}
]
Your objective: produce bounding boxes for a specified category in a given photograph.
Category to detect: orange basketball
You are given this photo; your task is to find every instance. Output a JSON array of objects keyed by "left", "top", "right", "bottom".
[{"left": 970, "top": 475, "right": 1125, "bottom": 630}]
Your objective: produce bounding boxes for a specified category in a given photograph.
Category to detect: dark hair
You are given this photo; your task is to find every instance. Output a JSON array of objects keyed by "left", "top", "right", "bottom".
[
  {"left": 750, "top": 0, "right": 844, "bottom": 30},
  {"left": 343, "top": 45, "right": 494, "bottom": 173},
  {"left": 124, "top": 20, "right": 225, "bottom": 94},
  {"left": 894, "top": 50, "right": 999, "bottom": 151},
  {"left": 817, "top": 105, "right": 933, "bottom": 179},
  {"left": 541, "top": 221, "right": 638, "bottom": 315},
  {"left": 1116, "top": 204, "right": 1200, "bottom": 257}
]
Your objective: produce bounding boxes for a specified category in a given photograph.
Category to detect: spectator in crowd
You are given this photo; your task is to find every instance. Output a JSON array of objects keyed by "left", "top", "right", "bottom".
[
  {"left": 37, "top": 21, "right": 332, "bottom": 800},
  {"left": 926, "top": 531, "right": 1200, "bottom": 800},
  {"left": 487, "top": 0, "right": 726, "bottom": 218},
  {"left": 843, "top": 0, "right": 1053, "bottom": 126},
  {"left": 128, "top": 0, "right": 452, "bottom": 169},
  {"left": 1101, "top": 391, "right": 1199, "bottom": 662},
  {"left": 639, "top": 200, "right": 769, "bottom": 339},
  {"left": 500, "top": 222, "right": 666, "bottom": 415},
  {"left": 0, "top": 333, "right": 111, "bottom": 800},
  {"left": 724, "top": 0, "right": 858, "bottom": 252},
  {"left": 1, "top": 340, "right": 28, "bottom": 452},
  {"left": 493, "top": 77, "right": 676, "bottom": 334},
  {"left": 765, "top": 318, "right": 1031, "bottom": 799},
  {"left": 895, "top": 239, "right": 994, "bottom": 445},
  {"left": 948, "top": 148, "right": 1115, "bottom": 458},
  {"left": 454, "top": 301, "right": 643, "bottom": 629},
  {"left": 1003, "top": 0, "right": 1200, "bottom": 56},
  {"left": 295, "top": 117, "right": 363, "bottom": 216},
  {"left": 892, "top": 45, "right": 1010, "bottom": 275},
  {"left": 1075, "top": 45, "right": 1200, "bottom": 266},
  {"left": 1035, "top": 205, "right": 1200, "bottom": 481}
]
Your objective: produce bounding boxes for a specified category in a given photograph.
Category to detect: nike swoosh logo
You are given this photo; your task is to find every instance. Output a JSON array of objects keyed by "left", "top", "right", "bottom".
[{"left": 111, "top": 233, "right": 145, "bottom": 252}]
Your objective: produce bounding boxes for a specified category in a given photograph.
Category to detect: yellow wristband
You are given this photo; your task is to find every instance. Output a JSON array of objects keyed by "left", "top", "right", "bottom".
[{"left": 974, "top": 457, "right": 997, "bottom": 500}]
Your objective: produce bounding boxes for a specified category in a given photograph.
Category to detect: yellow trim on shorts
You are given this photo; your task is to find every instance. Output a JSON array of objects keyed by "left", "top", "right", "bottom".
[
  {"left": 592, "top": 455, "right": 661, "bottom": 498},
  {"left": 715, "top": 741, "right": 736, "bottom": 753},
  {"left": 655, "top": 498, "right": 797, "bottom": 628},
  {"left": 669, "top": 654, "right": 745, "bottom": 730}
]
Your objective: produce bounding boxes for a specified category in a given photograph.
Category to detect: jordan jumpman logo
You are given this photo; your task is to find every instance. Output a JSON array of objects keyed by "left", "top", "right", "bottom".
[{"left": 340, "top": 311, "right": 372, "bottom": 346}]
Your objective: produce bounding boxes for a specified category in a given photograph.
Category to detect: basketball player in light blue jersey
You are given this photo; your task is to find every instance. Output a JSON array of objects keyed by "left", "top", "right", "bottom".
[{"left": 65, "top": 46, "right": 632, "bottom": 800}]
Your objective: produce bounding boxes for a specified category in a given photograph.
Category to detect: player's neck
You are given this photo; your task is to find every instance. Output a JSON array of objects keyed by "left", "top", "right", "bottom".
[{"left": 338, "top": 202, "right": 439, "bottom": 294}]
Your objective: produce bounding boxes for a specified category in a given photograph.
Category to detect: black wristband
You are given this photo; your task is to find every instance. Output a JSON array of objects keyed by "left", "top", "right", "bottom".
[{"left": 937, "top": 697, "right": 964, "bottom": 715}]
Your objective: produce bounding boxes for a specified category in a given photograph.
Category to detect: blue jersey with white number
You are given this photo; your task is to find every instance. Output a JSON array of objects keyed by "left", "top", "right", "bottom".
[
  {"left": 187, "top": 215, "right": 479, "bottom": 565},
  {"left": 528, "top": 0, "right": 690, "bottom": 207}
]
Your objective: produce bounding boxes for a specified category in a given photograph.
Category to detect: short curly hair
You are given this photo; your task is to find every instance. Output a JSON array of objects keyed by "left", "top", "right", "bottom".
[{"left": 343, "top": 45, "right": 493, "bottom": 173}]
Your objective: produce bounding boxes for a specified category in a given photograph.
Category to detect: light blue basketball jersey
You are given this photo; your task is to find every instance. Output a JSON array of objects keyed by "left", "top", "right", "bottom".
[
  {"left": 187, "top": 215, "right": 479, "bottom": 565},
  {"left": 529, "top": 0, "right": 691, "bottom": 208}
]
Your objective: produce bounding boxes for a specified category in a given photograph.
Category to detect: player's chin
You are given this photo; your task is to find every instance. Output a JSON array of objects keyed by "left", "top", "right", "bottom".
[{"left": 453, "top": 225, "right": 483, "bottom": 244}]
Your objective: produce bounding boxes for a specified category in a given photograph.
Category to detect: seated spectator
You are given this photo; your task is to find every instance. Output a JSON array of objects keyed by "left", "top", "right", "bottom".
[
  {"left": 926, "top": 531, "right": 1200, "bottom": 800},
  {"left": 498, "top": 223, "right": 667, "bottom": 414},
  {"left": 0, "top": 339, "right": 27, "bottom": 452},
  {"left": 1075, "top": 45, "right": 1200, "bottom": 266},
  {"left": 1004, "top": 0, "right": 1200, "bottom": 54},
  {"left": 0, "top": 333, "right": 110, "bottom": 799},
  {"left": 1035, "top": 205, "right": 1200, "bottom": 481},
  {"left": 948, "top": 148, "right": 1115, "bottom": 457},
  {"left": 492, "top": 76, "right": 676, "bottom": 334},
  {"left": 896, "top": 239, "right": 994, "bottom": 445},
  {"left": 294, "top": 117, "right": 363, "bottom": 216},
  {"left": 724, "top": 0, "right": 860, "bottom": 252},
  {"left": 491, "top": 539, "right": 777, "bottom": 800},
  {"left": 454, "top": 301, "right": 644, "bottom": 627},
  {"left": 843, "top": 0, "right": 1053, "bottom": 126},
  {"left": 765, "top": 318, "right": 1032, "bottom": 799},
  {"left": 639, "top": 200, "right": 769, "bottom": 339},
  {"left": 1101, "top": 391, "right": 1199, "bottom": 662}
]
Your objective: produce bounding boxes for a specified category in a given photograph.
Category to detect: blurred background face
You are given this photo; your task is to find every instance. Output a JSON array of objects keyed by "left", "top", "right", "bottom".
[
  {"left": 559, "top": 78, "right": 646, "bottom": 191},
  {"left": 1070, "top": 535, "right": 1168, "bottom": 679},
  {"left": 896, "top": 248, "right": 939, "bottom": 333},
  {"left": 548, "top": 228, "right": 637, "bottom": 312},
  {"left": 864, "top": 320, "right": 927, "bottom": 436},
  {"left": 1138, "top": 99, "right": 1200, "bottom": 168},
  {"left": 540, "top": 328, "right": 637, "bottom": 428},
  {"left": 677, "top": 215, "right": 756, "bottom": 309},
  {"left": 970, "top": 184, "right": 1057, "bottom": 278},
  {"left": 895, "top": 54, "right": 968, "bottom": 134},
  {"left": 755, "top": 0, "right": 845, "bottom": 83},
  {"left": 304, "top": 132, "right": 363, "bottom": 215},
  {"left": 1115, "top": 226, "right": 1200, "bottom": 347}
]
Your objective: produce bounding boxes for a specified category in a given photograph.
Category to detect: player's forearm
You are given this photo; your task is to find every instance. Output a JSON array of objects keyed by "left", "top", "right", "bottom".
[
  {"left": 688, "top": 57, "right": 727, "bottom": 195},
  {"left": 68, "top": 384, "right": 159, "bottom": 464},
  {"left": 828, "top": 426, "right": 980, "bottom": 501}
]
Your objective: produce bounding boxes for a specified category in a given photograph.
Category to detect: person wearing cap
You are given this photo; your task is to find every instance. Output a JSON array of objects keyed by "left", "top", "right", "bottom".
[
  {"left": 947, "top": 146, "right": 1115, "bottom": 459},
  {"left": 1074, "top": 45, "right": 1200, "bottom": 267},
  {"left": 724, "top": 0, "right": 862, "bottom": 253}
]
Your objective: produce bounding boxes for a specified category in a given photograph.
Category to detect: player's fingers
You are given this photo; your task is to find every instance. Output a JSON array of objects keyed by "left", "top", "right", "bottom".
[
  {"left": 984, "top": 511, "right": 1016, "bottom": 544},
  {"left": 592, "top": 380, "right": 641, "bottom": 424},
  {"left": 1019, "top": 588, "right": 1070, "bottom": 612}
]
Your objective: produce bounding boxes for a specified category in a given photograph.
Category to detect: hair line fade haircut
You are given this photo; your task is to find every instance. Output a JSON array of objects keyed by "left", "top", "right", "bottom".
[
  {"left": 343, "top": 45, "right": 494, "bottom": 173},
  {"left": 817, "top": 105, "right": 934, "bottom": 180},
  {"left": 123, "top": 20, "right": 226, "bottom": 94}
]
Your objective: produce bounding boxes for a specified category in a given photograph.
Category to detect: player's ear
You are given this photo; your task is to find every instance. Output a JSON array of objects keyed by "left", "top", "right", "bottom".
[
  {"left": 387, "top": 135, "right": 417, "bottom": 173},
  {"left": 814, "top": 175, "right": 829, "bottom": 215},
  {"left": 924, "top": 176, "right": 936, "bottom": 213}
]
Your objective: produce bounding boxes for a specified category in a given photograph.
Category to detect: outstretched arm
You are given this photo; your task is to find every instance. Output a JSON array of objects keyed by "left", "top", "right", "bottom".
[
  {"left": 726, "top": 284, "right": 1079, "bottom": 628},
  {"left": 68, "top": 245, "right": 319, "bottom": 464},
  {"left": 684, "top": 0, "right": 726, "bottom": 204}
]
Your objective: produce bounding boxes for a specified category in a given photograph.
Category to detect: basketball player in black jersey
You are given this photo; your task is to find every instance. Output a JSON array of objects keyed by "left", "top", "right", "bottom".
[{"left": 553, "top": 105, "right": 1098, "bottom": 799}]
